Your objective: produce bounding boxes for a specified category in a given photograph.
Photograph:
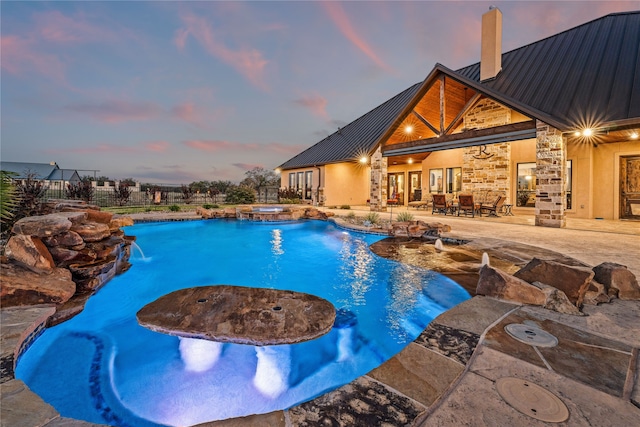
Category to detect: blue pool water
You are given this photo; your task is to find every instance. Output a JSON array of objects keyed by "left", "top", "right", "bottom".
[{"left": 16, "top": 220, "right": 470, "bottom": 426}]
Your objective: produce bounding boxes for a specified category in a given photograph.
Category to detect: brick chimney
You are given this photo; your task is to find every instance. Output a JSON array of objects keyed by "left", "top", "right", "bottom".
[{"left": 480, "top": 6, "right": 502, "bottom": 81}]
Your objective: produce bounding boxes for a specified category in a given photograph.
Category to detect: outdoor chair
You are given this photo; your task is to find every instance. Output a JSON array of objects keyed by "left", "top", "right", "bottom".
[
  {"left": 480, "top": 195, "right": 506, "bottom": 217},
  {"left": 432, "top": 194, "right": 450, "bottom": 215},
  {"left": 457, "top": 194, "right": 476, "bottom": 217}
]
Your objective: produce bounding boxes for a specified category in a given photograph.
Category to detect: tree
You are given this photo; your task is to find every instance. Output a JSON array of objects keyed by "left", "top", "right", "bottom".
[
  {"left": 15, "top": 172, "right": 49, "bottom": 219},
  {"left": 181, "top": 184, "right": 195, "bottom": 204},
  {"left": 66, "top": 180, "right": 94, "bottom": 202},
  {"left": 224, "top": 185, "right": 256, "bottom": 204},
  {"left": 240, "top": 167, "right": 279, "bottom": 190}
]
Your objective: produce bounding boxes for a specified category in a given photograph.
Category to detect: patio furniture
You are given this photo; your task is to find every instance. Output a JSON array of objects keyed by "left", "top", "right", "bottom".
[
  {"left": 432, "top": 194, "right": 450, "bottom": 215},
  {"left": 457, "top": 194, "right": 476, "bottom": 217},
  {"left": 502, "top": 204, "right": 514, "bottom": 216},
  {"left": 481, "top": 195, "right": 507, "bottom": 217}
]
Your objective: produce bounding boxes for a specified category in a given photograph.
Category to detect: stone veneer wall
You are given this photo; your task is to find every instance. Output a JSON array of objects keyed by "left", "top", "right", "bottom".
[
  {"left": 462, "top": 99, "right": 512, "bottom": 201},
  {"left": 535, "top": 120, "right": 566, "bottom": 228},
  {"left": 369, "top": 146, "right": 388, "bottom": 211}
]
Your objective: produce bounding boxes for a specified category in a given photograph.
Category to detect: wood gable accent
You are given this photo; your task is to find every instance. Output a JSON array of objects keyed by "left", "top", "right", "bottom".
[{"left": 383, "top": 75, "right": 480, "bottom": 148}]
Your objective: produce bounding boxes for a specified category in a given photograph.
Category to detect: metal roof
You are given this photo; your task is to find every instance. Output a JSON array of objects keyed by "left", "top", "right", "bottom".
[
  {"left": 280, "top": 11, "right": 640, "bottom": 170},
  {"left": 1, "top": 162, "right": 60, "bottom": 180},
  {"left": 278, "top": 83, "right": 421, "bottom": 170},
  {"left": 455, "top": 11, "right": 640, "bottom": 130}
]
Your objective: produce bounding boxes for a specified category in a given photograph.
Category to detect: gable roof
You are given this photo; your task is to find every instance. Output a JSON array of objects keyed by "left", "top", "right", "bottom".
[
  {"left": 280, "top": 11, "right": 640, "bottom": 171},
  {"left": 1, "top": 161, "right": 60, "bottom": 180},
  {"left": 278, "top": 83, "right": 421, "bottom": 170},
  {"left": 455, "top": 11, "right": 640, "bottom": 130}
]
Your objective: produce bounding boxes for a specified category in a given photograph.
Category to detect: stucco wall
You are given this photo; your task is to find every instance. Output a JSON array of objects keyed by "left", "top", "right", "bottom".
[{"left": 323, "top": 163, "right": 370, "bottom": 206}]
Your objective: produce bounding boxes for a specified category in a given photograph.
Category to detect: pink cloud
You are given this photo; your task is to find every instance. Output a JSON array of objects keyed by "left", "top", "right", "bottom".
[
  {"left": 35, "top": 10, "right": 103, "bottom": 43},
  {"left": 144, "top": 141, "right": 171, "bottom": 152},
  {"left": 322, "top": 2, "right": 392, "bottom": 72},
  {"left": 294, "top": 94, "right": 329, "bottom": 120},
  {"left": 64, "top": 100, "right": 163, "bottom": 123},
  {"left": 183, "top": 139, "right": 255, "bottom": 152},
  {"left": 44, "top": 144, "right": 140, "bottom": 155},
  {"left": 177, "top": 14, "right": 269, "bottom": 90},
  {"left": 233, "top": 163, "right": 262, "bottom": 171},
  {"left": 1, "top": 35, "right": 66, "bottom": 82},
  {"left": 171, "top": 102, "right": 212, "bottom": 128}
]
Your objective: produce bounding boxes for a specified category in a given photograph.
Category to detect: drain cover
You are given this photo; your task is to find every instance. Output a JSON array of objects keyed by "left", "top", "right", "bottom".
[
  {"left": 505, "top": 323, "right": 558, "bottom": 347},
  {"left": 496, "top": 377, "right": 569, "bottom": 423}
]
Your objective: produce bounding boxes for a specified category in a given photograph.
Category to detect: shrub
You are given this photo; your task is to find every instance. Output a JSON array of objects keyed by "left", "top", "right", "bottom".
[
  {"left": 224, "top": 185, "right": 256, "bottom": 204},
  {"left": 364, "top": 212, "right": 380, "bottom": 225},
  {"left": 66, "top": 180, "right": 94, "bottom": 202},
  {"left": 345, "top": 211, "right": 356, "bottom": 220},
  {"left": 278, "top": 187, "right": 301, "bottom": 203},
  {"left": 203, "top": 204, "right": 215, "bottom": 209},
  {"left": 15, "top": 173, "right": 49, "bottom": 218},
  {"left": 340, "top": 205, "right": 351, "bottom": 209},
  {"left": 396, "top": 211, "right": 414, "bottom": 222},
  {"left": 113, "top": 183, "right": 132, "bottom": 206},
  {"left": 169, "top": 205, "right": 180, "bottom": 212}
]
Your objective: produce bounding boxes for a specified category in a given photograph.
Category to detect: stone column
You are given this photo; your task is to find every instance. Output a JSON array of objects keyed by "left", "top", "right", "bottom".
[
  {"left": 535, "top": 120, "right": 566, "bottom": 228},
  {"left": 369, "top": 146, "right": 388, "bottom": 211}
]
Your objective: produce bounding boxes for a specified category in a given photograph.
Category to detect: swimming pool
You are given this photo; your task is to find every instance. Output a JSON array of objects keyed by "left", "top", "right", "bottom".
[{"left": 16, "top": 219, "right": 470, "bottom": 426}]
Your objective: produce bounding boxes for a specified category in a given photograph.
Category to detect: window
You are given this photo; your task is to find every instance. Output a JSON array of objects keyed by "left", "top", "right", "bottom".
[
  {"left": 388, "top": 173, "right": 405, "bottom": 204},
  {"left": 409, "top": 171, "right": 422, "bottom": 201},
  {"left": 296, "top": 172, "right": 304, "bottom": 193},
  {"left": 304, "top": 171, "right": 313, "bottom": 200},
  {"left": 445, "top": 167, "right": 462, "bottom": 194},
  {"left": 288, "top": 173, "right": 295, "bottom": 189},
  {"left": 429, "top": 169, "right": 443, "bottom": 193},
  {"left": 566, "top": 160, "right": 572, "bottom": 209},
  {"left": 517, "top": 162, "right": 536, "bottom": 207}
]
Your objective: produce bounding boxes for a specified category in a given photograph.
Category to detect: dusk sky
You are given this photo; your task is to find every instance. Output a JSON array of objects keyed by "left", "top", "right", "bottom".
[{"left": 2, "top": 1, "right": 638, "bottom": 184}]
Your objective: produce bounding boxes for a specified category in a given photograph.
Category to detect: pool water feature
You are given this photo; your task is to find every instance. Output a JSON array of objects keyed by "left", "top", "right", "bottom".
[{"left": 16, "top": 220, "right": 470, "bottom": 426}]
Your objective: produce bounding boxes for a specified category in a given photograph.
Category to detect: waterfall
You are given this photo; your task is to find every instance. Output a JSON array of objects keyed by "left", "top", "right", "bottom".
[
  {"left": 434, "top": 239, "right": 444, "bottom": 251},
  {"left": 130, "top": 241, "right": 147, "bottom": 260},
  {"left": 481, "top": 252, "right": 490, "bottom": 266}
]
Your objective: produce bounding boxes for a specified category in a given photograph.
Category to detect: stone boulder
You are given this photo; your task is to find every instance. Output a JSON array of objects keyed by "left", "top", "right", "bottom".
[
  {"left": 1, "top": 261, "right": 75, "bottom": 306},
  {"left": 4, "top": 235, "right": 55, "bottom": 274},
  {"left": 70, "top": 222, "right": 111, "bottom": 242},
  {"left": 69, "top": 257, "right": 118, "bottom": 293},
  {"left": 42, "top": 230, "right": 84, "bottom": 248},
  {"left": 110, "top": 216, "right": 134, "bottom": 229},
  {"left": 531, "top": 281, "right": 584, "bottom": 316},
  {"left": 476, "top": 265, "right": 546, "bottom": 306},
  {"left": 390, "top": 221, "right": 451, "bottom": 238},
  {"left": 47, "top": 246, "right": 97, "bottom": 267},
  {"left": 514, "top": 258, "right": 593, "bottom": 307},
  {"left": 592, "top": 262, "right": 640, "bottom": 300},
  {"left": 583, "top": 280, "right": 611, "bottom": 305},
  {"left": 11, "top": 212, "right": 86, "bottom": 237},
  {"left": 477, "top": 265, "right": 584, "bottom": 316}
]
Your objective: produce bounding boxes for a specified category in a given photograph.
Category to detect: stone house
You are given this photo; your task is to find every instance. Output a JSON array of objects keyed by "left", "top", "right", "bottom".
[{"left": 277, "top": 9, "right": 640, "bottom": 227}]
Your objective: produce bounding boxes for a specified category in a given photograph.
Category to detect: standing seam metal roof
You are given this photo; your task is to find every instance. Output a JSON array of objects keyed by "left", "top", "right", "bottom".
[{"left": 280, "top": 11, "right": 640, "bottom": 170}]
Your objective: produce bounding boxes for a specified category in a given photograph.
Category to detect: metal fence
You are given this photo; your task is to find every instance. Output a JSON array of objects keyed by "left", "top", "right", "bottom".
[{"left": 43, "top": 185, "right": 280, "bottom": 208}]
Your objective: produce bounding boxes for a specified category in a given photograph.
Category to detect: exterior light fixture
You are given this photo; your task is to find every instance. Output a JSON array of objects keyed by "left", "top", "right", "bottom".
[
  {"left": 274, "top": 168, "right": 281, "bottom": 174},
  {"left": 359, "top": 156, "right": 368, "bottom": 164},
  {"left": 631, "top": 132, "right": 639, "bottom": 140},
  {"left": 405, "top": 125, "right": 413, "bottom": 134},
  {"left": 582, "top": 128, "right": 593, "bottom": 137},
  {"left": 407, "top": 158, "right": 414, "bottom": 164},
  {"left": 574, "top": 131, "right": 581, "bottom": 137}
]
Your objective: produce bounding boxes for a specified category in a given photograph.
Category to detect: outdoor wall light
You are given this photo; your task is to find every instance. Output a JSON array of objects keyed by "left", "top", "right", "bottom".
[
  {"left": 359, "top": 156, "right": 368, "bottom": 164},
  {"left": 631, "top": 131, "right": 639, "bottom": 139},
  {"left": 574, "top": 128, "right": 594, "bottom": 137},
  {"left": 405, "top": 125, "right": 414, "bottom": 134},
  {"left": 408, "top": 158, "right": 414, "bottom": 164},
  {"left": 274, "top": 168, "right": 281, "bottom": 174}
]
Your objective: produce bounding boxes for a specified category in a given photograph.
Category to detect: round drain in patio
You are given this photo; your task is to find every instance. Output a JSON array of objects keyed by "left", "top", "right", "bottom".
[
  {"left": 496, "top": 377, "right": 569, "bottom": 423},
  {"left": 505, "top": 323, "right": 558, "bottom": 347}
]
